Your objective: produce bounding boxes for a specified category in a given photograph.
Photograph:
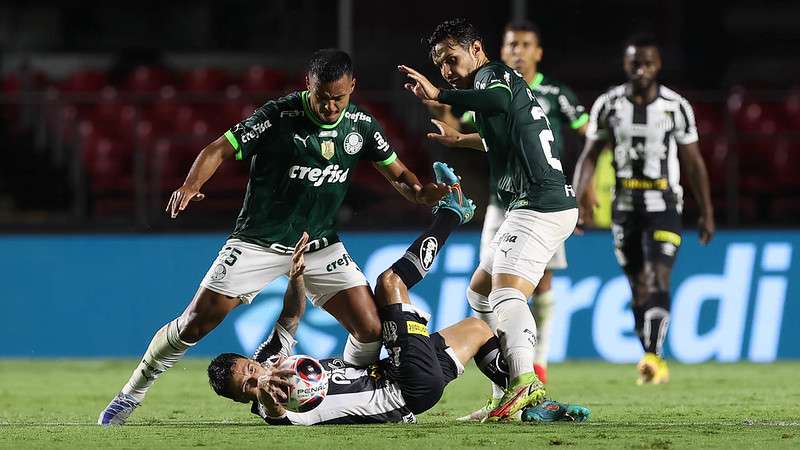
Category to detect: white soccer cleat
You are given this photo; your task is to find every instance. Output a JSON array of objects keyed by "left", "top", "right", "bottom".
[{"left": 97, "top": 392, "right": 140, "bottom": 426}]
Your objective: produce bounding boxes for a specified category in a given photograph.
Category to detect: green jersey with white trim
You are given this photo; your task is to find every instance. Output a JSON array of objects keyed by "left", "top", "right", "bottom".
[
  {"left": 472, "top": 61, "right": 576, "bottom": 212},
  {"left": 483, "top": 72, "right": 587, "bottom": 206},
  {"left": 224, "top": 91, "right": 396, "bottom": 249}
]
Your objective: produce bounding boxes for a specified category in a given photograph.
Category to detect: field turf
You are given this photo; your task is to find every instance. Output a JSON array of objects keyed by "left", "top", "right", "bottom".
[{"left": 1, "top": 360, "right": 798, "bottom": 448}]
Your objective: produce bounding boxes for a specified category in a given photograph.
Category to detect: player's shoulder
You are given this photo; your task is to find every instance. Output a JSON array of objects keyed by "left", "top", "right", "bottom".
[
  {"left": 474, "top": 61, "right": 514, "bottom": 86},
  {"left": 657, "top": 85, "right": 692, "bottom": 106},
  {"left": 343, "top": 101, "right": 381, "bottom": 127},
  {"left": 258, "top": 91, "right": 304, "bottom": 116},
  {"left": 592, "top": 84, "right": 626, "bottom": 107}
]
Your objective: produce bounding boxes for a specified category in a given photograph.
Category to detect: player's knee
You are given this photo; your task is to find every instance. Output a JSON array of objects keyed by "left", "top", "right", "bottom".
[
  {"left": 351, "top": 315, "right": 382, "bottom": 343},
  {"left": 469, "top": 269, "right": 492, "bottom": 297},
  {"left": 467, "top": 288, "right": 492, "bottom": 313},
  {"left": 463, "top": 316, "right": 493, "bottom": 340},
  {"left": 377, "top": 268, "right": 404, "bottom": 294}
]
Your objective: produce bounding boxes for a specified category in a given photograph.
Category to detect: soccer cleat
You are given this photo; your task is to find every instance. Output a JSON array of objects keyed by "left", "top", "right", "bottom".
[
  {"left": 97, "top": 392, "right": 140, "bottom": 426},
  {"left": 432, "top": 161, "right": 475, "bottom": 225},
  {"left": 534, "top": 363, "right": 548, "bottom": 385},
  {"left": 457, "top": 396, "right": 501, "bottom": 422},
  {"left": 522, "top": 400, "right": 591, "bottom": 423},
  {"left": 484, "top": 375, "right": 546, "bottom": 422},
  {"left": 637, "top": 352, "right": 669, "bottom": 385}
]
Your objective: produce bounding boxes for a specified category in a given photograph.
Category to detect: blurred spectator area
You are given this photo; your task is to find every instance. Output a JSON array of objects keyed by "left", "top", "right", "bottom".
[
  {"left": 1, "top": 64, "right": 799, "bottom": 229},
  {"left": 0, "top": 64, "right": 430, "bottom": 229}
]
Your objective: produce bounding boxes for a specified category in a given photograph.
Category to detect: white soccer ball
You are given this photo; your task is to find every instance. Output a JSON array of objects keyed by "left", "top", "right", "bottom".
[{"left": 278, "top": 355, "right": 328, "bottom": 413}]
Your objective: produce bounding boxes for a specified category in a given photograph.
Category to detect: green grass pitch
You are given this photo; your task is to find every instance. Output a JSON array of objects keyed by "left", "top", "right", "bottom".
[{"left": 1, "top": 360, "right": 798, "bottom": 448}]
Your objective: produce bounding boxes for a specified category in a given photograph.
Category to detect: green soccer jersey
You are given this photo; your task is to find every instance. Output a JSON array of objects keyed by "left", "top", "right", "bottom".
[
  {"left": 478, "top": 72, "right": 587, "bottom": 206},
  {"left": 449, "top": 61, "right": 576, "bottom": 212},
  {"left": 223, "top": 91, "right": 396, "bottom": 250}
]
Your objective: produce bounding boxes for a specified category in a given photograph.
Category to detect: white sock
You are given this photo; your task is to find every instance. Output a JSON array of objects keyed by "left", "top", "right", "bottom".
[
  {"left": 343, "top": 334, "right": 381, "bottom": 366},
  {"left": 122, "top": 318, "right": 194, "bottom": 402},
  {"left": 467, "top": 288, "right": 497, "bottom": 331},
  {"left": 531, "top": 290, "right": 554, "bottom": 367},
  {"left": 490, "top": 287, "right": 536, "bottom": 383},
  {"left": 468, "top": 288, "right": 504, "bottom": 398}
]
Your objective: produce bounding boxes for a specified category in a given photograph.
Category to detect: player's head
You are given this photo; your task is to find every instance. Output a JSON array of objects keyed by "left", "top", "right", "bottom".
[
  {"left": 623, "top": 33, "right": 662, "bottom": 92},
  {"left": 208, "top": 353, "right": 264, "bottom": 404},
  {"left": 306, "top": 49, "right": 356, "bottom": 124},
  {"left": 501, "top": 19, "right": 543, "bottom": 76},
  {"left": 426, "top": 18, "right": 487, "bottom": 89}
]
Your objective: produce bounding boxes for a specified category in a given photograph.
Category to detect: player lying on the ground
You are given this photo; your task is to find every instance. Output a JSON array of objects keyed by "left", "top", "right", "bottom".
[{"left": 207, "top": 163, "right": 590, "bottom": 425}]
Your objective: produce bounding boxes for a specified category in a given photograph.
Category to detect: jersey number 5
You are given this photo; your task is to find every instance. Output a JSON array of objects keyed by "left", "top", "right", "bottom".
[{"left": 531, "top": 107, "right": 563, "bottom": 172}]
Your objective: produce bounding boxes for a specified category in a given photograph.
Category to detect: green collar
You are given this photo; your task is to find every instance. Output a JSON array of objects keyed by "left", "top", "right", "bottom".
[
  {"left": 301, "top": 91, "right": 347, "bottom": 129},
  {"left": 528, "top": 72, "right": 544, "bottom": 89}
]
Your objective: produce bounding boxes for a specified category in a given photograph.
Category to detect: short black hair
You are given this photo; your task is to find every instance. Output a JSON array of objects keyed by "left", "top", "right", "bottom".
[
  {"left": 624, "top": 32, "right": 660, "bottom": 51},
  {"left": 208, "top": 352, "right": 247, "bottom": 400},
  {"left": 504, "top": 19, "right": 542, "bottom": 44},
  {"left": 307, "top": 49, "right": 354, "bottom": 83},
  {"left": 425, "top": 18, "right": 483, "bottom": 59}
]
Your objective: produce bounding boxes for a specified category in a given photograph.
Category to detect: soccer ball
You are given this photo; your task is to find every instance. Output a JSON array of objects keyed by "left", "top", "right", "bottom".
[{"left": 278, "top": 355, "right": 328, "bottom": 413}]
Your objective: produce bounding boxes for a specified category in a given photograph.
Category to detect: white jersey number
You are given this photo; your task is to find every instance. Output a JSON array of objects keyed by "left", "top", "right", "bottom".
[{"left": 531, "top": 107, "right": 563, "bottom": 172}]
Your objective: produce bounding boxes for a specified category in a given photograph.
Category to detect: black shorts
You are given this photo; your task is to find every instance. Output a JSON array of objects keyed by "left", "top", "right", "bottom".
[{"left": 611, "top": 209, "right": 682, "bottom": 274}]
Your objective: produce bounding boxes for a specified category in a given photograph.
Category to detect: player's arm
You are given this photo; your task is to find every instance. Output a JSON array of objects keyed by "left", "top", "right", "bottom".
[
  {"left": 573, "top": 94, "right": 611, "bottom": 228},
  {"left": 427, "top": 119, "right": 486, "bottom": 151},
  {"left": 573, "top": 138, "right": 604, "bottom": 228},
  {"left": 559, "top": 85, "right": 590, "bottom": 136},
  {"left": 679, "top": 141, "right": 715, "bottom": 245},
  {"left": 399, "top": 65, "right": 510, "bottom": 114},
  {"left": 375, "top": 158, "right": 450, "bottom": 206},
  {"left": 165, "top": 135, "right": 234, "bottom": 218}
]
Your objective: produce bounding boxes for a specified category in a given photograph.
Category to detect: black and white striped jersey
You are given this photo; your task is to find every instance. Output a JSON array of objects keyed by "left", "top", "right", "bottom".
[
  {"left": 249, "top": 325, "right": 416, "bottom": 425},
  {"left": 587, "top": 84, "right": 698, "bottom": 213}
]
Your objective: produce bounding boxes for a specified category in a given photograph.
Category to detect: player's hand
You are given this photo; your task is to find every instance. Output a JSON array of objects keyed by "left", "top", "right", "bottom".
[
  {"left": 698, "top": 214, "right": 715, "bottom": 245},
  {"left": 289, "top": 232, "right": 309, "bottom": 280},
  {"left": 256, "top": 357, "right": 296, "bottom": 409},
  {"left": 422, "top": 99, "right": 451, "bottom": 118},
  {"left": 166, "top": 185, "right": 205, "bottom": 218},
  {"left": 398, "top": 65, "right": 441, "bottom": 102},
  {"left": 427, "top": 119, "right": 466, "bottom": 148},
  {"left": 413, "top": 182, "right": 451, "bottom": 206}
]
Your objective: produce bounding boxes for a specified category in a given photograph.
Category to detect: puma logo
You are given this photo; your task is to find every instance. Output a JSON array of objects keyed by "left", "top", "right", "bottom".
[
  {"left": 294, "top": 134, "right": 310, "bottom": 147},
  {"left": 500, "top": 247, "right": 511, "bottom": 258}
]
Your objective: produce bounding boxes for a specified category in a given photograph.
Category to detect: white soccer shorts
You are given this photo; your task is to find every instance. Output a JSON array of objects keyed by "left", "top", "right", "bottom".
[
  {"left": 200, "top": 239, "right": 368, "bottom": 307},
  {"left": 480, "top": 202, "right": 569, "bottom": 271},
  {"left": 479, "top": 208, "right": 578, "bottom": 287}
]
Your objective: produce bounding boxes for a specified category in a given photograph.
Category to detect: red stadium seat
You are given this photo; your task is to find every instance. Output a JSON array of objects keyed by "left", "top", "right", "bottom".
[
  {"left": 60, "top": 69, "right": 108, "bottom": 93},
  {"left": 124, "top": 66, "right": 173, "bottom": 94},
  {"left": 82, "top": 136, "right": 134, "bottom": 191},
  {"left": 183, "top": 67, "right": 229, "bottom": 93},
  {"left": 691, "top": 102, "right": 724, "bottom": 136},
  {"left": 239, "top": 66, "right": 285, "bottom": 94}
]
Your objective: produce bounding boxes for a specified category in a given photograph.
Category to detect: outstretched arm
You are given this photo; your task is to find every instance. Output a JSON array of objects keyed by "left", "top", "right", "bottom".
[
  {"left": 374, "top": 158, "right": 450, "bottom": 206},
  {"left": 679, "top": 142, "right": 715, "bottom": 245},
  {"left": 427, "top": 119, "right": 485, "bottom": 151},
  {"left": 398, "top": 65, "right": 510, "bottom": 114},
  {"left": 166, "top": 135, "right": 236, "bottom": 218}
]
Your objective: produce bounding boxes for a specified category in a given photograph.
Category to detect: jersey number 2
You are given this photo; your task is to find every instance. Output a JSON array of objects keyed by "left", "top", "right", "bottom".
[{"left": 531, "top": 107, "right": 563, "bottom": 172}]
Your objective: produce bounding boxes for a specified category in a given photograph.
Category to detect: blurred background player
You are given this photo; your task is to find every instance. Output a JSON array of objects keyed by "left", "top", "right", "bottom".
[
  {"left": 401, "top": 18, "right": 578, "bottom": 421},
  {"left": 424, "top": 19, "right": 589, "bottom": 385},
  {"left": 98, "top": 49, "right": 450, "bottom": 425},
  {"left": 574, "top": 33, "right": 715, "bottom": 385}
]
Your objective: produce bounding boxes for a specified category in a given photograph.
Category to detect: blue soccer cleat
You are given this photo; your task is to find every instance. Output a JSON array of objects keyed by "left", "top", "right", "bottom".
[
  {"left": 97, "top": 392, "right": 140, "bottom": 426},
  {"left": 522, "top": 400, "right": 591, "bottom": 423},
  {"left": 432, "top": 161, "right": 475, "bottom": 225}
]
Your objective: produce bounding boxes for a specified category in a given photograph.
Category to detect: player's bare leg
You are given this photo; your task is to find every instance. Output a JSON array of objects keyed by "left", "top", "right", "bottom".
[
  {"left": 531, "top": 269, "right": 554, "bottom": 383},
  {"left": 98, "top": 288, "right": 241, "bottom": 425},
  {"left": 322, "top": 285, "right": 383, "bottom": 366}
]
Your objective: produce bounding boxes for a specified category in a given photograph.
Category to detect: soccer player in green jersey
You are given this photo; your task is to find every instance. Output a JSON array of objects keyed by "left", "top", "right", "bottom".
[
  {"left": 426, "top": 20, "right": 589, "bottom": 395},
  {"left": 98, "top": 49, "right": 449, "bottom": 425},
  {"left": 400, "top": 19, "right": 579, "bottom": 421}
]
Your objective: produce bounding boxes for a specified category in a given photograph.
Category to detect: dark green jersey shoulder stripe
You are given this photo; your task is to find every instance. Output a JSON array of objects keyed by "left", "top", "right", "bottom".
[
  {"left": 224, "top": 130, "right": 243, "bottom": 160},
  {"left": 487, "top": 83, "right": 512, "bottom": 95},
  {"left": 301, "top": 91, "right": 347, "bottom": 130}
]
